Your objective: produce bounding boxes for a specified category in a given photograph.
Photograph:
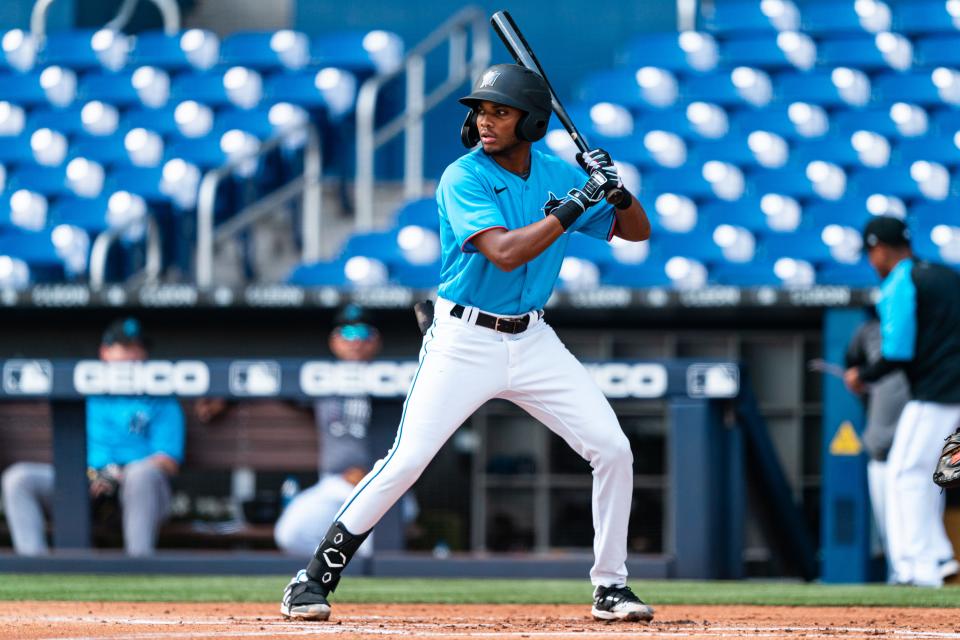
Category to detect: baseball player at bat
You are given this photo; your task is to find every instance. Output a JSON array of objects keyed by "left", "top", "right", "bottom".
[{"left": 281, "top": 63, "right": 652, "bottom": 623}]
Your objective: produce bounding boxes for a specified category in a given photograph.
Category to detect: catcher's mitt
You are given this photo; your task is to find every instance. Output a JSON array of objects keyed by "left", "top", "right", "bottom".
[{"left": 933, "top": 431, "right": 960, "bottom": 489}]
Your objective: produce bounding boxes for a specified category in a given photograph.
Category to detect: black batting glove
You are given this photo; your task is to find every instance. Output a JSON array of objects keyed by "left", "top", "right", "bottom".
[
  {"left": 545, "top": 170, "right": 609, "bottom": 230},
  {"left": 578, "top": 148, "right": 623, "bottom": 194}
]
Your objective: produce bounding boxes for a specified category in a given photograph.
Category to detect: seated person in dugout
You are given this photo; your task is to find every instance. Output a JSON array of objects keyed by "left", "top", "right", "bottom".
[{"left": 1, "top": 317, "right": 185, "bottom": 556}]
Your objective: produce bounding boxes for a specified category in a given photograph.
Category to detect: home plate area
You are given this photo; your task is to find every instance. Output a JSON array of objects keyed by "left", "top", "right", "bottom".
[{"left": 2, "top": 602, "right": 960, "bottom": 640}]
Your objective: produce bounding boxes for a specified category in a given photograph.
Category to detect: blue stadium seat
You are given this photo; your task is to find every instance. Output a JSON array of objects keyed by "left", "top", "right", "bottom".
[
  {"left": 130, "top": 30, "right": 219, "bottom": 71},
  {"left": 802, "top": 1, "right": 893, "bottom": 35},
  {"left": 216, "top": 108, "right": 275, "bottom": 139},
  {"left": 395, "top": 198, "right": 439, "bottom": 230},
  {"left": 27, "top": 107, "right": 88, "bottom": 135},
  {"left": 652, "top": 231, "right": 724, "bottom": 263},
  {"left": 702, "top": 0, "right": 801, "bottom": 34},
  {"left": 642, "top": 166, "right": 715, "bottom": 199},
  {"left": 577, "top": 68, "right": 679, "bottom": 110},
  {"left": 685, "top": 68, "right": 772, "bottom": 107},
  {"left": 850, "top": 166, "right": 925, "bottom": 198},
  {"left": 816, "top": 261, "right": 878, "bottom": 286},
  {"left": 105, "top": 166, "right": 166, "bottom": 202},
  {"left": 171, "top": 71, "right": 231, "bottom": 106},
  {"left": 40, "top": 30, "right": 107, "bottom": 69},
  {"left": 0, "top": 230, "right": 64, "bottom": 274},
  {"left": 221, "top": 31, "right": 310, "bottom": 70},
  {"left": 311, "top": 30, "right": 403, "bottom": 76},
  {"left": 693, "top": 136, "right": 768, "bottom": 167},
  {"left": 745, "top": 164, "right": 818, "bottom": 198},
  {"left": 792, "top": 137, "right": 861, "bottom": 167},
  {"left": 874, "top": 71, "right": 949, "bottom": 106},
  {"left": 391, "top": 261, "right": 440, "bottom": 289},
  {"left": 777, "top": 69, "right": 870, "bottom": 107},
  {"left": 636, "top": 108, "right": 700, "bottom": 139},
  {"left": 8, "top": 165, "right": 69, "bottom": 196},
  {"left": 287, "top": 259, "right": 347, "bottom": 286},
  {"left": 0, "top": 134, "right": 37, "bottom": 164},
  {"left": 914, "top": 35, "right": 960, "bottom": 68},
  {"left": 933, "top": 108, "right": 960, "bottom": 136},
  {"left": 0, "top": 72, "right": 53, "bottom": 105},
  {"left": 803, "top": 198, "right": 871, "bottom": 230},
  {"left": 341, "top": 230, "right": 401, "bottom": 265},
  {"left": 720, "top": 33, "right": 816, "bottom": 70},
  {"left": 698, "top": 198, "right": 770, "bottom": 232},
  {"left": 79, "top": 70, "right": 140, "bottom": 105},
  {"left": 730, "top": 105, "right": 830, "bottom": 140},
  {"left": 817, "top": 33, "right": 913, "bottom": 71},
  {"left": 909, "top": 225, "right": 951, "bottom": 263},
  {"left": 911, "top": 201, "right": 958, "bottom": 226},
  {"left": 710, "top": 261, "right": 782, "bottom": 286},
  {"left": 896, "top": 1, "right": 960, "bottom": 35},
  {"left": 759, "top": 231, "right": 832, "bottom": 263},
  {"left": 599, "top": 261, "right": 671, "bottom": 288},
  {"left": 49, "top": 196, "right": 109, "bottom": 232},
  {"left": 617, "top": 32, "right": 718, "bottom": 73},
  {"left": 832, "top": 107, "right": 910, "bottom": 138},
  {"left": 71, "top": 133, "right": 128, "bottom": 166},
  {"left": 122, "top": 106, "right": 179, "bottom": 135},
  {"left": 165, "top": 134, "right": 227, "bottom": 168},
  {"left": 566, "top": 234, "right": 615, "bottom": 267},
  {"left": 897, "top": 136, "right": 960, "bottom": 166}
]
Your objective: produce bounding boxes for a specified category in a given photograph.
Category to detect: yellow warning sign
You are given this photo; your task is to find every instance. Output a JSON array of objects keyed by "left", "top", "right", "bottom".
[{"left": 830, "top": 421, "right": 863, "bottom": 456}]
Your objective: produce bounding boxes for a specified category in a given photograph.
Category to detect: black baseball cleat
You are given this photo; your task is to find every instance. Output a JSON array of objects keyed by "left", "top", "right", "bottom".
[
  {"left": 281, "top": 570, "right": 331, "bottom": 620},
  {"left": 591, "top": 585, "right": 654, "bottom": 622}
]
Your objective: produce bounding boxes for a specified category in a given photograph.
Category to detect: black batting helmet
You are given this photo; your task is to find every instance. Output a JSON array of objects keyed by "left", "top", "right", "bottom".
[{"left": 459, "top": 64, "right": 552, "bottom": 148}]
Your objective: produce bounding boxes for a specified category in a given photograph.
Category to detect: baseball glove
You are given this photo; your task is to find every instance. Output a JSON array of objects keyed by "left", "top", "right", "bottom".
[{"left": 933, "top": 431, "right": 960, "bottom": 489}]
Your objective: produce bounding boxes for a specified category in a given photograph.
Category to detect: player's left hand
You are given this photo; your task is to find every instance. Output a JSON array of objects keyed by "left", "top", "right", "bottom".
[{"left": 578, "top": 148, "right": 623, "bottom": 193}]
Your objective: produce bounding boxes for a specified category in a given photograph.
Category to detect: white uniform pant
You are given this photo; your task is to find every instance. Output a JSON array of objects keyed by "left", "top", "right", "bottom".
[
  {"left": 274, "top": 473, "right": 373, "bottom": 557},
  {"left": 885, "top": 400, "right": 960, "bottom": 586},
  {"left": 334, "top": 297, "right": 634, "bottom": 587}
]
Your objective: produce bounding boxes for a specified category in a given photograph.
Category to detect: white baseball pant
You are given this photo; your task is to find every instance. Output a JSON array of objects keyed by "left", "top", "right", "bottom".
[
  {"left": 333, "top": 296, "right": 634, "bottom": 587},
  {"left": 884, "top": 400, "right": 960, "bottom": 586}
]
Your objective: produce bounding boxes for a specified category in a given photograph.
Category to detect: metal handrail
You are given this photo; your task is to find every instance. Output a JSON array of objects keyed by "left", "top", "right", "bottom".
[
  {"left": 354, "top": 5, "right": 490, "bottom": 230},
  {"left": 89, "top": 215, "right": 162, "bottom": 290},
  {"left": 195, "top": 124, "right": 322, "bottom": 288},
  {"left": 31, "top": 0, "right": 181, "bottom": 39}
]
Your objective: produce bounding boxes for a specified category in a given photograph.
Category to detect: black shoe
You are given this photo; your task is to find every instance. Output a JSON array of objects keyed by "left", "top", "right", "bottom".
[
  {"left": 591, "top": 585, "right": 654, "bottom": 622},
  {"left": 281, "top": 570, "right": 331, "bottom": 620}
]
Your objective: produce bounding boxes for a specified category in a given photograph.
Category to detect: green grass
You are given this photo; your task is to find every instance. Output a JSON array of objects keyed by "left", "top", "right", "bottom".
[{"left": 1, "top": 576, "right": 960, "bottom": 607}]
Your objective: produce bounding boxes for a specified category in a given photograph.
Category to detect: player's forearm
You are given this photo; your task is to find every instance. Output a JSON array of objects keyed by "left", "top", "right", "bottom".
[
  {"left": 858, "top": 357, "right": 905, "bottom": 383},
  {"left": 613, "top": 197, "right": 651, "bottom": 242},
  {"left": 473, "top": 218, "right": 564, "bottom": 272}
]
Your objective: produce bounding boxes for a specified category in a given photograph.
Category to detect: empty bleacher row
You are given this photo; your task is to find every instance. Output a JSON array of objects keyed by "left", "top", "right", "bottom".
[
  {"left": 287, "top": 0, "right": 960, "bottom": 292},
  {"left": 0, "top": 26, "right": 403, "bottom": 286}
]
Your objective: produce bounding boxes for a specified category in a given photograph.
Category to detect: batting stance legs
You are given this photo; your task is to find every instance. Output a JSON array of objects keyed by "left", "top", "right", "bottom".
[{"left": 282, "top": 298, "right": 634, "bottom": 618}]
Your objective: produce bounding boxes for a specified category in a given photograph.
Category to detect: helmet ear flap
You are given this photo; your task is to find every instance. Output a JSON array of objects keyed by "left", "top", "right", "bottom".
[
  {"left": 461, "top": 110, "right": 480, "bottom": 148},
  {"left": 516, "top": 113, "right": 549, "bottom": 142}
]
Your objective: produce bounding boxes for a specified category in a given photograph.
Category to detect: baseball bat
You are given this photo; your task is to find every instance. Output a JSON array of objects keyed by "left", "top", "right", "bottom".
[{"left": 490, "top": 10, "right": 625, "bottom": 206}]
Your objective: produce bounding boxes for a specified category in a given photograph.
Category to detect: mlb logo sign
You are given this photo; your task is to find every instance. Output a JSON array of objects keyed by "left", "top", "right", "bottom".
[
  {"left": 2, "top": 360, "right": 53, "bottom": 395},
  {"left": 229, "top": 360, "right": 281, "bottom": 396},
  {"left": 686, "top": 363, "right": 739, "bottom": 398}
]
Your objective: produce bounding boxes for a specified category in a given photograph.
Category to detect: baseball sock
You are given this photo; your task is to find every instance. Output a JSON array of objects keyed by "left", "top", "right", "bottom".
[{"left": 305, "top": 521, "right": 370, "bottom": 595}]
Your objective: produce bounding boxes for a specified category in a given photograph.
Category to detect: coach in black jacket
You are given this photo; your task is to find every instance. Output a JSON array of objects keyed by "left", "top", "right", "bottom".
[{"left": 845, "top": 216, "right": 960, "bottom": 587}]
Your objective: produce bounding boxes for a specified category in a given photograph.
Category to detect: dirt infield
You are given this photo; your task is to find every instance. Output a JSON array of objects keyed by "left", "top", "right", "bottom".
[{"left": 2, "top": 601, "right": 959, "bottom": 640}]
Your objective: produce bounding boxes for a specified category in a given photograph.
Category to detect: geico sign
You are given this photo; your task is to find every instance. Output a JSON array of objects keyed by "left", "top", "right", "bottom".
[
  {"left": 73, "top": 360, "right": 210, "bottom": 396},
  {"left": 300, "top": 361, "right": 418, "bottom": 397},
  {"left": 585, "top": 363, "right": 669, "bottom": 398}
]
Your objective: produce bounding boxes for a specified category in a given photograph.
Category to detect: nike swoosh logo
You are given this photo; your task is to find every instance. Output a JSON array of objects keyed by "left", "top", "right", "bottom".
[{"left": 494, "top": 186, "right": 507, "bottom": 194}]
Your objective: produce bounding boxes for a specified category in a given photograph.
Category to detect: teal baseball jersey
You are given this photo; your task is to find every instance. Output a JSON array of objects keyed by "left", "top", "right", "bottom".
[{"left": 436, "top": 147, "right": 616, "bottom": 315}]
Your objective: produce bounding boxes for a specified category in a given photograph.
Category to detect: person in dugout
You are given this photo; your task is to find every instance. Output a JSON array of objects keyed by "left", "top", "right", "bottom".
[{"left": 1, "top": 317, "right": 185, "bottom": 556}]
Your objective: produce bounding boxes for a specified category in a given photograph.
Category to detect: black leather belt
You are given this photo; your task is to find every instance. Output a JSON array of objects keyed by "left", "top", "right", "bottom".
[{"left": 450, "top": 304, "right": 534, "bottom": 334}]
